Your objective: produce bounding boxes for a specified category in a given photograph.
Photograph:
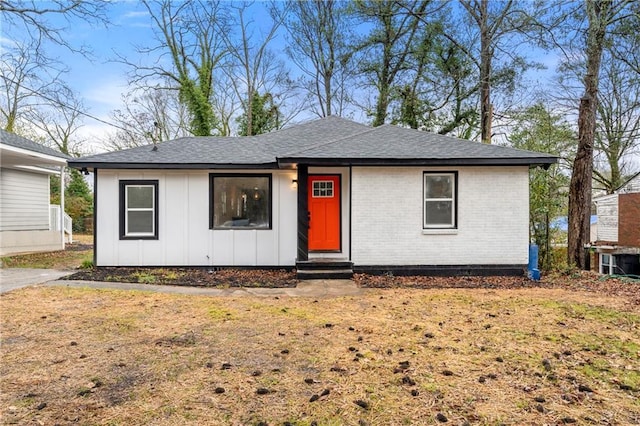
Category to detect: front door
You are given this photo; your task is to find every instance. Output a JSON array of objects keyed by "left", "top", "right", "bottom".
[{"left": 308, "top": 175, "right": 341, "bottom": 251}]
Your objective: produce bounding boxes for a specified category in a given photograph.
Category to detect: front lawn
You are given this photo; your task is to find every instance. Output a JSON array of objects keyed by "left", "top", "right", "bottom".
[
  {"left": 1, "top": 284, "right": 638, "bottom": 425},
  {"left": 0, "top": 234, "right": 93, "bottom": 270}
]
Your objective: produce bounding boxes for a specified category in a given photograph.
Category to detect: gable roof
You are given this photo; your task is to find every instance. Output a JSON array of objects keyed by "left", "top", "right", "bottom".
[
  {"left": 0, "top": 129, "right": 71, "bottom": 160},
  {"left": 1, "top": 129, "right": 70, "bottom": 172},
  {"left": 68, "top": 116, "right": 556, "bottom": 170},
  {"left": 616, "top": 171, "right": 640, "bottom": 193}
]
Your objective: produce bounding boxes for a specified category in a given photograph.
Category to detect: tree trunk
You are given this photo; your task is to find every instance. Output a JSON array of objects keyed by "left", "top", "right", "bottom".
[
  {"left": 479, "top": 0, "right": 492, "bottom": 144},
  {"left": 567, "top": 0, "right": 608, "bottom": 269},
  {"left": 568, "top": 96, "right": 595, "bottom": 268}
]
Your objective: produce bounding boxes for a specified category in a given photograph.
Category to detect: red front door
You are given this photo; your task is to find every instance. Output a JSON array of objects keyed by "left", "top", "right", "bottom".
[{"left": 308, "top": 175, "right": 341, "bottom": 251}]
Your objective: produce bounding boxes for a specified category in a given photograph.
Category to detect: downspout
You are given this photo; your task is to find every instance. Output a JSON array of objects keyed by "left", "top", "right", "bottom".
[
  {"left": 93, "top": 169, "right": 98, "bottom": 267},
  {"left": 60, "top": 165, "right": 65, "bottom": 249},
  {"left": 348, "top": 165, "right": 352, "bottom": 262}
]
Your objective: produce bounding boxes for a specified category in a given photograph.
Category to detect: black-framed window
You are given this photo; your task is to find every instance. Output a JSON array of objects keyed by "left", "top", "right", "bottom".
[
  {"left": 209, "top": 174, "right": 272, "bottom": 229},
  {"left": 119, "top": 180, "right": 159, "bottom": 239},
  {"left": 423, "top": 172, "right": 457, "bottom": 229}
]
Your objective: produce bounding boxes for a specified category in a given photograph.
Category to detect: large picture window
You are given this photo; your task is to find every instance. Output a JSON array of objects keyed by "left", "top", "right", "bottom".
[
  {"left": 210, "top": 174, "right": 271, "bottom": 229},
  {"left": 424, "top": 172, "right": 457, "bottom": 229},
  {"left": 119, "top": 180, "right": 158, "bottom": 239}
]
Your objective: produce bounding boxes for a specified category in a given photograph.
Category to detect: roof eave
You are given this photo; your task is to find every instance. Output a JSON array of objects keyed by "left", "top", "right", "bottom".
[
  {"left": 0, "top": 143, "right": 69, "bottom": 166},
  {"left": 66, "top": 161, "right": 279, "bottom": 171},
  {"left": 277, "top": 157, "right": 558, "bottom": 167}
]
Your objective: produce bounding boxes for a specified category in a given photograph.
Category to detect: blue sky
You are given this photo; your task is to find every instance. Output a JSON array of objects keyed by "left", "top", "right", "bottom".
[
  {"left": 36, "top": 1, "right": 297, "bottom": 149},
  {"left": 45, "top": 2, "right": 162, "bottom": 139}
]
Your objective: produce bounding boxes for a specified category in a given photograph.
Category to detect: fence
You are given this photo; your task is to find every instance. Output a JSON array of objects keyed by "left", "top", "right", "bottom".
[{"left": 49, "top": 205, "right": 73, "bottom": 243}]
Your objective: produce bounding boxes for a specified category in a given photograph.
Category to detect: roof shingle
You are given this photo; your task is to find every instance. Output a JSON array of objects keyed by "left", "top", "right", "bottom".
[
  {"left": 69, "top": 116, "right": 556, "bottom": 169},
  {"left": 0, "top": 129, "right": 71, "bottom": 159}
]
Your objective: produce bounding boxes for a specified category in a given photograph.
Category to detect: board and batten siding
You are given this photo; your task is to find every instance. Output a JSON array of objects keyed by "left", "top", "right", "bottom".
[
  {"left": 350, "top": 166, "right": 530, "bottom": 266},
  {"left": 595, "top": 195, "right": 618, "bottom": 243},
  {"left": 0, "top": 167, "right": 51, "bottom": 231},
  {"left": 95, "top": 170, "right": 297, "bottom": 267}
]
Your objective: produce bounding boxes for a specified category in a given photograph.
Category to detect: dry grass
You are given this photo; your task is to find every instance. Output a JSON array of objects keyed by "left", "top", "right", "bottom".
[
  {"left": 1, "top": 285, "right": 639, "bottom": 425},
  {"left": 0, "top": 234, "right": 93, "bottom": 270}
]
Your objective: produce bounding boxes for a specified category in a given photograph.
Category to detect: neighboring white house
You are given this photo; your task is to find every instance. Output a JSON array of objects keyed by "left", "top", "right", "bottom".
[
  {"left": 68, "top": 116, "right": 556, "bottom": 278},
  {"left": 0, "top": 129, "right": 71, "bottom": 256},
  {"left": 593, "top": 172, "right": 640, "bottom": 276}
]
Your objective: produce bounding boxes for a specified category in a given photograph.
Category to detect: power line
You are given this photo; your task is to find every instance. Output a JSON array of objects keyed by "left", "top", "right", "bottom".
[{"left": 1, "top": 76, "right": 130, "bottom": 132}]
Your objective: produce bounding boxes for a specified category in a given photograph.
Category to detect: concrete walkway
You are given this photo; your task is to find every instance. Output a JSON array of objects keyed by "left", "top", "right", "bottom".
[
  {"left": 0, "top": 268, "right": 72, "bottom": 294},
  {"left": 48, "top": 278, "right": 363, "bottom": 298},
  {"left": 0, "top": 268, "right": 363, "bottom": 298}
]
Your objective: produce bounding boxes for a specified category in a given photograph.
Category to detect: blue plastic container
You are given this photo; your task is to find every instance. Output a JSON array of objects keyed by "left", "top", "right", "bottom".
[{"left": 528, "top": 244, "right": 540, "bottom": 281}]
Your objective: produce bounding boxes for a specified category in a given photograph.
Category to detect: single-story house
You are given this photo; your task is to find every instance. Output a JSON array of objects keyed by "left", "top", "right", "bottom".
[
  {"left": 592, "top": 172, "right": 640, "bottom": 276},
  {"left": 0, "top": 129, "right": 71, "bottom": 256},
  {"left": 68, "top": 116, "right": 556, "bottom": 277}
]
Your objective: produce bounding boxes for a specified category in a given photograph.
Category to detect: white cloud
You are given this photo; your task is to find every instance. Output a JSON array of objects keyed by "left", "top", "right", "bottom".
[
  {"left": 0, "top": 36, "right": 18, "bottom": 48},
  {"left": 82, "top": 77, "right": 128, "bottom": 113},
  {"left": 122, "top": 11, "right": 149, "bottom": 19}
]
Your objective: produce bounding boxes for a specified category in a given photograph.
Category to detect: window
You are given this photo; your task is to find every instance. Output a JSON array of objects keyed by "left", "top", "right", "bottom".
[
  {"left": 120, "top": 180, "right": 158, "bottom": 239},
  {"left": 210, "top": 174, "right": 271, "bottom": 229},
  {"left": 424, "top": 172, "right": 457, "bottom": 228},
  {"left": 600, "top": 253, "right": 615, "bottom": 275},
  {"left": 312, "top": 180, "right": 334, "bottom": 197}
]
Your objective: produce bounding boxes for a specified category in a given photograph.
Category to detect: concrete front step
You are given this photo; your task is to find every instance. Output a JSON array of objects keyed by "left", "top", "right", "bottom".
[
  {"left": 296, "top": 260, "right": 354, "bottom": 280},
  {"left": 296, "top": 269, "right": 354, "bottom": 280}
]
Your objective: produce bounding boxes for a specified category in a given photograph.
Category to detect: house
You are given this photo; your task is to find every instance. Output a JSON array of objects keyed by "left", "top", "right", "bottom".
[
  {"left": 593, "top": 172, "right": 640, "bottom": 276},
  {"left": 0, "top": 129, "right": 71, "bottom": 256},
  {"left": 68, "top": 116, "right": 556, "bottom": 277}
]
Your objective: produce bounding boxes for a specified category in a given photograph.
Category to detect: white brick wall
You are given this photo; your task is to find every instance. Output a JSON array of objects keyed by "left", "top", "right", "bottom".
[{"left": 351, "top": 166, "right": 530, "bottom": 265}]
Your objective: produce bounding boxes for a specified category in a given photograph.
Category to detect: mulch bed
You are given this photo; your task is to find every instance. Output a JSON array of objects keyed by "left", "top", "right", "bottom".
[
  {"left": 356, "top": 271, "right": 640, "bottom": 304},
  {"left": 66, "top": 267, "right": 640, "bottom": 302},
  {"left": 64, "top": 243, "right": 93, "bottom": 252},
  {"left": 67, "top": 267, "right": 300, "bottom": 288}
]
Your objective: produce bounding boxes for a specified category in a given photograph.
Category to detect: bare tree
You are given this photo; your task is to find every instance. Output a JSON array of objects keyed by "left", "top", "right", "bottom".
[
  {"left": 458, "top": 0, "right": 540, "bottom": 144},
  {"left": 593, "top": 49, "right": 640, "bottom": 194},
  {"left": 0, "top": 38, "right": 68, "bottom": 132},
  {"left": 211, "top": 72, "right": 241, "bottom": 136},
  {"left": 30, "top": 87, "right": 86, "bottom": 156},
  {"left": 1, "top": 0, "right": 109, "bottom": 55},
  {"left": 120, "top": 0, "right": 228, "bottom": 136},
  {"left": 105, "top": 86, "right": 191, "bottom": 150},
  {"left": 221, "top": 2, "right": 287, "bottom": 136},
  {"left": 280, "top": 0, "right": 354, "bottom": 118}
]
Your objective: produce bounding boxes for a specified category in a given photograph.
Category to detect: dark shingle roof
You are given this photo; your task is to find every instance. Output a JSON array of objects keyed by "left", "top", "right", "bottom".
[
  {"left": 69, "top": 116, "right": 556, "bottom": 169},
  {"left": 0, "top": 129, "right": 71, "bottom": 159},
  {"left": 279, "top": 124, "right": 556, "bottom": 166}
]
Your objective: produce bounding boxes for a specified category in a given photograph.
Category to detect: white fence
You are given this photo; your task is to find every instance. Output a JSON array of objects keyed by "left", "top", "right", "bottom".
[{"left": 49, "top": 205, "right": 73, "bottom": 243}]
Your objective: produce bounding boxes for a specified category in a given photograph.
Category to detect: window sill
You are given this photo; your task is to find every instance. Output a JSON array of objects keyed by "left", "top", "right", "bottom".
[
  {"left": 120, "top": 236, "right": 158, "bottom": 240},
  {"left": 422, "top": 229, "right": 458, "bottom": 235},
  {"left": 211, "top": 227, "right": 272, "bottom": 231}
]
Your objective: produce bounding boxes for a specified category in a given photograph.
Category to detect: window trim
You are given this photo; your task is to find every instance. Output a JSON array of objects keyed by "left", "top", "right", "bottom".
[
  {"left": 311, "top": 179, "right": 335, "bottom": 198},
  {"left": 209, "top": 173, "right": 273, "bottom": 230},
  {"left": 119, "top": 180, "right": 159, "bottom": 240},
  {"left": 423, "top": 171, "right": 458, "bottom": 229},
  {"left": 600, "top": 253, "right": 615, "bottom": 275}
]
